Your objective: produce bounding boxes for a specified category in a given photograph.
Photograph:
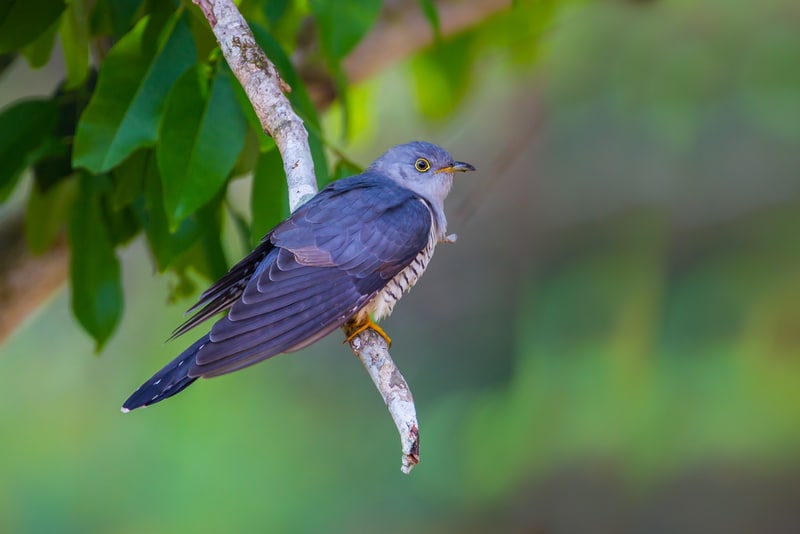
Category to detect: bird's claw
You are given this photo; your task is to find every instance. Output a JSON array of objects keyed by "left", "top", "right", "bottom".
[{"left": 344, "top": 316, "right": 392, "bottom": 348}]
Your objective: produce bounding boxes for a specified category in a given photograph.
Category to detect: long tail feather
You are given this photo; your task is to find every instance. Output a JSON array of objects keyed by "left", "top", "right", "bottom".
[{"left": 121, "top": 335, "right": 208, "bottom": 412}]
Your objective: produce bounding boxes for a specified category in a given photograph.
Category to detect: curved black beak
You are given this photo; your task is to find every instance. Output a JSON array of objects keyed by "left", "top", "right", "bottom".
[
  {"left": 452, "top": 160, "right": 476, "bottom": 172},
  {"left": 435, "top": 161, "right": 476, "bottom": 174}
]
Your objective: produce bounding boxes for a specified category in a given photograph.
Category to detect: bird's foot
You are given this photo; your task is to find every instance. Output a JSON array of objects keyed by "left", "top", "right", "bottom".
[
  {"left": 344, "top": 316, "right": 392, "bottom": 348},
  {"left": 443, "top": 233, "right": 458, "bottom": 244}
]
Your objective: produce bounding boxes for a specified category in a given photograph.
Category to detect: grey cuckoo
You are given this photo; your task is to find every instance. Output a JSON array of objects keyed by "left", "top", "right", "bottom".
[{"left": 122, "top": 141, "right": 474, "bottom": 411}]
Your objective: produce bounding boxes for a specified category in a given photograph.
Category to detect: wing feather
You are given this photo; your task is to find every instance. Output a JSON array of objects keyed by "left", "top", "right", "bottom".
[
  {"left": 181, "top": 174, "right": 432, "bottom": 379},
  {"left": 208, "top": 269, "right": 356, "bottom": 343},
  {"left": 194, "top": 276, "right": 363, "bottom": 375},
  {"left": 169, "top": 240, "right": 275, "bottom": 339}
]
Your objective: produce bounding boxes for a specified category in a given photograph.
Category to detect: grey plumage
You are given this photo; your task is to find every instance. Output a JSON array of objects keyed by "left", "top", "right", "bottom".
[{"left": 122, "top": 141, "right": 474, "bottom": 411}]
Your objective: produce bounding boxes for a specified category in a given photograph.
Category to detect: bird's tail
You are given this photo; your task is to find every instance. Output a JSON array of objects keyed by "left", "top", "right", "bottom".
[{"left": 121, "top": 335, "right": 208, "bottom": 412}]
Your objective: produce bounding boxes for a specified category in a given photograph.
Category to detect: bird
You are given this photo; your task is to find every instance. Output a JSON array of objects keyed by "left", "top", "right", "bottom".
[{"left": 122, "top": 141, "right": 475, "bottom": 412}]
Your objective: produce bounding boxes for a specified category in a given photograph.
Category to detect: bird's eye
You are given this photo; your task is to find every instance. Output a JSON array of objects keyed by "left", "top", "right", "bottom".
[{"left": 414, "top": 158, "right": 431, "bottom": 172}]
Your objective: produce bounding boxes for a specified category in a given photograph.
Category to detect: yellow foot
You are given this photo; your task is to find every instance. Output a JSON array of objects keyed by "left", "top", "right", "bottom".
[{"left": 344, "top": 316, "right": 392, "bottom": 348}]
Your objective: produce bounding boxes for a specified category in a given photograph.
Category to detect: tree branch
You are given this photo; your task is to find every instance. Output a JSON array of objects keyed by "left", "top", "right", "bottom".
[
  {"left": 347, "top": 329, "right": 420, "bottom": 472},
  {"left": 294, "top": 0, "right": 510, "bottom": 108},
  {"left": 0, "top": 0, "right": 507, "bottom": 472},
  {"left": 194, "top": 0, "right": 420, "bottom": 473},
  {"left": 345, "top": 0, "right": 509, "bottom": 83},
  {"left": 196, "top": 0, "right": 317, "bottom": 209},
  {"left": 0, "top": 214, "right": 69, "bottom": 342},
  {"left": 0, "top": 0, "right": 504, "bottom": 347}
]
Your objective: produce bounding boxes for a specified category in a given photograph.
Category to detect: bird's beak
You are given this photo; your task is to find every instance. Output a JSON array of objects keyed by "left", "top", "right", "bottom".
[{"left": 435, "top": 161, "right": 476, "bottom": 174}]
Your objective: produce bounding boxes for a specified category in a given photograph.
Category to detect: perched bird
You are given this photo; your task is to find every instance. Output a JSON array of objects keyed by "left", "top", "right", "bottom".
[{"left": 122, "top": 141, "right": 474, "bottom": 412}]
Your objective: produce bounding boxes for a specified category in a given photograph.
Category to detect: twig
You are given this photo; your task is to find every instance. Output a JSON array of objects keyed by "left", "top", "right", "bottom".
[
  {"left": 196, "top": 0, "right": 316, "bottom": 209},
  {"left": 347, "top": 330, "right": 420, "bottom": 473},
  {"left": 194, "top": 0, "right": 420, "bottom": 473},
  {"left": 0, "top": 215, "right": 69, "bottom": 342},
  {"left": 344, "top": 0, "right": 509, "bottom": 84}
]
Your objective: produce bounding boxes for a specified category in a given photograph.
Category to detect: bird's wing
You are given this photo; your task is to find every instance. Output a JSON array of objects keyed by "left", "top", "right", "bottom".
[
  {"left": 187, "top": 177, "right": 432, "bottom": 378},
  {"left": 169, "top": 241, "right": 275, "bottom": 340}
]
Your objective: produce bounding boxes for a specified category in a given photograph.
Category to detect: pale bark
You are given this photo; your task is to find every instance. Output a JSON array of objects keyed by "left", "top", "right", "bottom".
[
  {"left": 195, "top": 0, "right": 422, "bottom": 473},
  {"left": 196, "top": 0, "right": 317, "bottom": 210}
]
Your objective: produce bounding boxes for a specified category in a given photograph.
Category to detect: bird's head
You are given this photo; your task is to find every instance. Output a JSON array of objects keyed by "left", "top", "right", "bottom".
[{"left": 368, "top": 141, "right": 475, "bottom": 207}]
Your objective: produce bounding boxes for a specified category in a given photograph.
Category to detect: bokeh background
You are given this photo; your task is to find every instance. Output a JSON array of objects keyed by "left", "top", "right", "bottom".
[{"left": 2, "top": 0, "right": 800, "bottom": 532}]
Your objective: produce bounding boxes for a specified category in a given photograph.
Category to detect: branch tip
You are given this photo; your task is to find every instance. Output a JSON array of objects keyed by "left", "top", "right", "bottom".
[
  {"left": 347, "top": 328, "right": 421, "bottom": 473},
  {"left": 200, "top": 0, "right": 420, "bottom": 474}
]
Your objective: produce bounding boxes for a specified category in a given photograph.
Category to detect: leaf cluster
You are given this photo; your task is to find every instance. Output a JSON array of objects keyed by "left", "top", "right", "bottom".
[
  {"left": 0, "top": 0, "right": 549, "bottom": 349},
  {"left": 0, "top": 0, "right": 391, "bottom": 350}
]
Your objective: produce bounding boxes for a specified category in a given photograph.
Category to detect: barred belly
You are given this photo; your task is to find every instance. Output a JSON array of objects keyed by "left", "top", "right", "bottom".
[
  {"left": 369, "top": 242, "right": 436, "bottom": 321},
  {"left": 366, "top": 213, "right": 439, "bottom": 322}
]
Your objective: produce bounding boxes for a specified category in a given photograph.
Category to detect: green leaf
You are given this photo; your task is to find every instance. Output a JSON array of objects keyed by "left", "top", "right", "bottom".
[
  {"left": 249, "top": 24, "right": 329, "bottom": 184},
  {"left": 101, "top": 197, "right": 140, "bottom": 246},
  {"left": 69, "top": 173, "right": 123, "bottom": 351},
  {"left": 158, "top": 64, "right": 247, "bottom": 228},
  {"left": 226, "top": 200, "right": 252, "bottom": 255},
  {"left": 230, "top": 127, "right": 262, "bottom": 178},
  {"left": 308, "top": 129, "right": 330, "bottom": 187},
  {"left": 60, "top": 0, "right": 91, "bottom": 89},
  {"left": 25, "top": 175, "right": 76, "bottom": 254},
  {"left": 73, "top": 13, "right": 196, "bottom": 173},
  {"left": 90, "top": 0, "right": 144, "bottom": 38},
  {"left": 418, "top": 0, "right": 441, "bottom": 42},
  {"left": 329, "top": 63, "right": 350, "bottom": 138},
  {"left": 189, "top": 198, "right": 228, "bottom": 281},
  {"left": 250, "top": 24, "right": 319, "bottom": 127},
  {"left": 185, "top": 4, "right": 218, "bottom": 61},
  {"left": 31, "top": 79, "right": 95, "bottom": 193},
  {"left": 111, "top": 149, "right": 147, "bottom": 209},
  {"left": 0, "top": 0, "right": 66, "bottom": 53},
  {"left": 0, "top": 53, "right": 15, "bottom": 77},
  {"left": 135, "top": 152, "right": 202, "bottom": 271},
  {"left": 251, "top": 147, "right": 289, "bottom": 245},
  {"left": 203, "top": 211, "right": 228, "bottom": 280},
  {"left": 262, "top": 0, "right": 291, "bottom": 27},
  {"left": 0, "top": 99, "right": 58, "bottom": 201},
  {"left": 331, "top": 158, "right": 363, "bottom": 181},
  {"left": 20, "top": 17, "right": 59, "bottom": 67},
  {"left": 309, "top": 0, "right": 382, "bottom": 60},
  {"left": 31, "top": 142, "right": 73, "bottom": 193}
]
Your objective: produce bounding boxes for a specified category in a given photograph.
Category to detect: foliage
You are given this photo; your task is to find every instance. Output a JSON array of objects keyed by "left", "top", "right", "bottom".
[
  {"left": 0, "top": 0, "right": 562, "bottom": 349},
  {"left": 0, "top": 0, "right": 465, "bottom": 349},
  {"left": 2, "top": 0, "right": 799, "bottom": 531}
]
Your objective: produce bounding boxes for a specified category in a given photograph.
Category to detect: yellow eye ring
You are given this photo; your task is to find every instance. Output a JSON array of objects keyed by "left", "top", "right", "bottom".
[{"left": 414, "top": 158, "right": 431, "bottom": 172}]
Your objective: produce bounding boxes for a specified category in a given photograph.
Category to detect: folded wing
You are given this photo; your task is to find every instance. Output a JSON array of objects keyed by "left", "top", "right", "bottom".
[{"left": 182, "top": 175, "right": 432, "bottom": 378}]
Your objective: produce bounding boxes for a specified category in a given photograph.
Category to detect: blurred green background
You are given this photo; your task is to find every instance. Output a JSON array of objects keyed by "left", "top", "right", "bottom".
[{"left": 2, "top": 0, "right": 800, "bottom": 532}]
